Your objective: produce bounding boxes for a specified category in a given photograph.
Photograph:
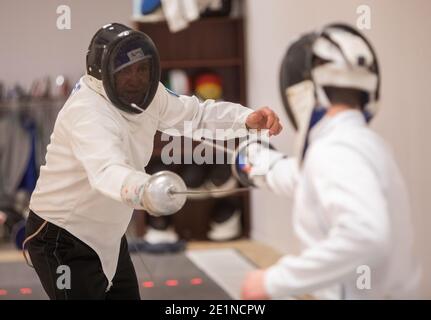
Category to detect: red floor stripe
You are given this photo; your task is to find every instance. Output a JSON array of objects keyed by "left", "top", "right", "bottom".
[
  {"left": 190, "top": 278, "right": 203, "bottom": 285},
  {"left": 165, "top": 280, "right": 179, "bottom": 287},
  {"left": 0, "top": 289, "right": 7, "bottom": 296},
  {"left": 20, "top": 288, "right": 32, "bottom": 295},
  {"left": 142, "top": 281, "right": 154, "bottom": 288}
]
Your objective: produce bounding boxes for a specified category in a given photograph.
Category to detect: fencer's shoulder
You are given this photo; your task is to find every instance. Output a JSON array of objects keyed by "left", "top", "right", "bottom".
[
  {"left": 155, "top": 81, "right": 170, "bottom": 100},
  {"left": 61, "top": 91, "right": 120, "bottom": 129},
  {"left": 333, "top": 125, "right": 391, "bottom": 158},
  {"left": 147, "top": 82, "right": 182, "bottom": 115},
  {"left": 306, "top": 126, "right": 392, "bottom": 174},
  {"left": 155, "top": 81, "right": 184, "bottom": 101},
  {"left": 143, "top": 82, "right": 167, "bottom": 112},
  {"left": 155, "top": 81, "right": 179, "bottom": 97},
  {"left": 316, "top": 120, "right": 387, "bottom": 151}
]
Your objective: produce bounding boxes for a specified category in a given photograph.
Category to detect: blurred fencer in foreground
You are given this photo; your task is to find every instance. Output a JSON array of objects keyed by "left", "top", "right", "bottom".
[{"left": 236, "top": 23, "right": 421, "bottom": 299}]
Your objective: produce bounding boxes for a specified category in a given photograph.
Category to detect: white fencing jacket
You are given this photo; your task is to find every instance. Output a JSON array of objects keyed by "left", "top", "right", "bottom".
[
  {"left": 264, "top": 110, "right": 420, "bottom": 299},
  {"left": 30, "top": 75, "right": 252, "bottom": 285}
]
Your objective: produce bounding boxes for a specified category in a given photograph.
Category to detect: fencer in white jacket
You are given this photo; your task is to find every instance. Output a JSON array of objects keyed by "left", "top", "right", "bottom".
[
  {"left": 238, "top": 24, "right": 420, "bottom": 300},
  {"left": 25, "top": 23, "right": 282, "bottom": 299}
]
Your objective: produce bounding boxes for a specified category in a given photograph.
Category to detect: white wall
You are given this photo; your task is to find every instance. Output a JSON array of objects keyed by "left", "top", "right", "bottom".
[
  {"left": 245, "top": 0, "right": 431, "bottom": 298},
  {"left": 0, "top": 0, "right": 132, "bottom": 91}
]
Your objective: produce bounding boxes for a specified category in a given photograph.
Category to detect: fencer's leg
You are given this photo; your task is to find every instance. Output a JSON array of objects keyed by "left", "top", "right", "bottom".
[
  {"left": 25, "top": 212, "right": 108, "bottom": 299},
  {"left": 25, "top": 212, "right": 66, "bottom": 299},
  {"left": 105, "top": 235, "right": 141, "bottom": 300}
]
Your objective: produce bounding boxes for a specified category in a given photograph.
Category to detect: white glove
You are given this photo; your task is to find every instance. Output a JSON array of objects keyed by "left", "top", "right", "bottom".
[
  {"left": 121, "top": 171, "right": 187, "bottom": 216},
  {"left": 232, "top": 140, "right": 286, "bottom": 188}
]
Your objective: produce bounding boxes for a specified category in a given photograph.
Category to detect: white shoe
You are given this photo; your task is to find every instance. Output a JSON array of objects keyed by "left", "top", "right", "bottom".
[
  {"left": 144, "top": 227, "right": 179, "bottom": 244},
  {"left": 207, "top": 210, "right": 241, "bottom": 241}
]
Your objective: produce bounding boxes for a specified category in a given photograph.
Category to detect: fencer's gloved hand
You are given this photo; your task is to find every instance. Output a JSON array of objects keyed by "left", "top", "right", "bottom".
[
  {"left": 232, "top": 140, "right": 286, "bottom": 188},
  {"left": 121, "top": 171, "right": 187, "bottom": 217}
]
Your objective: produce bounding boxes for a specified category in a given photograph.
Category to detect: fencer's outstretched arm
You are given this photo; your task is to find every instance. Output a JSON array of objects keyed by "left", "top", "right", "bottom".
[
  {"left": 68, "top": 107, "right": 152, "bottom": 211},
  {"left": 233, "top": 141, "right": 300, "bottom": 198},
  {"left": 264, "top": 143, "right": 390, "bottom": 298},
  {"left": 265, "top": 158, "right": 300, "bottom": 197},
  {"left": 156, "top": 83, "right": 253, "bottom": 138}
]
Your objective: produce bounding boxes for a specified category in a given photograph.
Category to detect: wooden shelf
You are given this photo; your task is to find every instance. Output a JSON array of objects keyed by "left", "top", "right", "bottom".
[
  {"left": 137, "top": 17, "right": 244, "bottom": 63},
  {"left": 135, "top": 16, "right": 250, "bottom": 240}
]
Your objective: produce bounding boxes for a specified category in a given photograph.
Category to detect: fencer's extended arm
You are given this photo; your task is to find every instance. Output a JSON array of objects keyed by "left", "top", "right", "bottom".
[
  {"left": 68, "top": 108, "right": 145, "bottom": 203},
  {"left": 67, "top": 107, "right": 185, "bottom": 216},
  {"left": 156, "top": 83, "right": 252, "bottom": 139},
  {"left": 264, "top": 143, "right": 391, "bottom": 298},
  {"left": 233, "top": 141, "right": 300, "bottom": 197},
  {"left": 265, "top": 158, "right": 300, "bottom": 197}
]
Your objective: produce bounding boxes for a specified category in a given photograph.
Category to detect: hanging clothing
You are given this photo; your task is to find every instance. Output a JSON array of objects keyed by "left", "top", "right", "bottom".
[
  {"left": 0, "top": 109, "right": 32, "bottom": 208},
  {"left": 0, "top": 100, "right": 60, "bottom": 208},
  {"left": 17, "top": 118, "right": 38, "bottom": 193}
]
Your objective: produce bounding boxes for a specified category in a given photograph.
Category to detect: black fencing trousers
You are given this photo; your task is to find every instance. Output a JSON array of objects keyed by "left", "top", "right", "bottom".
[{"left": 25, "top": 211, "right": 140, "bottom": 300}]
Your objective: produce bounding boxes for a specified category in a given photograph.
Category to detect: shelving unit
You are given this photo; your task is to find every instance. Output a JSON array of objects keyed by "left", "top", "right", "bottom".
[{"left": 134, "top": 16, "right": 250, "bottom": 240}]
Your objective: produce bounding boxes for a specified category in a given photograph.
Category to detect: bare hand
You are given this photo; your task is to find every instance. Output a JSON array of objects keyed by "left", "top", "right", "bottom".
[
  {"left": 246, "top": 107, "right": 283, "bottom": 136},
  {"left": 241, "top": 270, "right": 270, "bottom": 300}
]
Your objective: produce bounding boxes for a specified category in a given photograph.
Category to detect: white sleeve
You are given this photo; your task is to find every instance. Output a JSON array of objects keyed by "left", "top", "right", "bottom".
[
  {"left": 156, "top": 83, "right": 253, "bottom": 139},
  {"left": 265, "top": 157, "right": 300, "bottom": 198},
  {"left": 67, "top": 108, "right": 150, "bottom": 208},
  {"left": 264, "top": 143, "right": 391, "bottom": 298}
]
